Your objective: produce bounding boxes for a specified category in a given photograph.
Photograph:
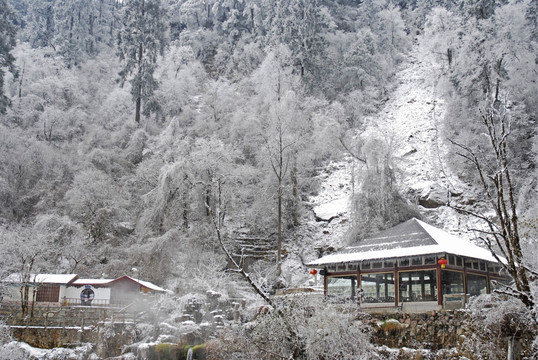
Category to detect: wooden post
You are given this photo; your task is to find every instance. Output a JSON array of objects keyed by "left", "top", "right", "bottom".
[
  {"left": 323, "top": 268, "right": 328, "bottom": 298},
  {"left": 486, "top": 262, "right": 491, "bottom": 294},
  {"left": 356, "top": 265, "right": 361, "bottom": 306},
  {"left": 463, "top": 259, "right": 468, "bottom": 295},
  {"left": 437, "top": 264, "right": 443, "bottom": 306},
  {"left": 394, "top": 262, "right": 399, "bottom": 308}
]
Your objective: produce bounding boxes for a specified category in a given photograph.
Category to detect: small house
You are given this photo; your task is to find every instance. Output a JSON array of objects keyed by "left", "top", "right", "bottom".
[
  {"left": 64, "top": 276, "right": 166, "bottom": 306},
  {"left": 3, "top": 274, "right": 166, "bottom": 308},
  {"left": 307, "top": 218, "right": 509, "bottom": 313},
  {"left": 1, "top": 274, "right": 79, "bottom": 307}
]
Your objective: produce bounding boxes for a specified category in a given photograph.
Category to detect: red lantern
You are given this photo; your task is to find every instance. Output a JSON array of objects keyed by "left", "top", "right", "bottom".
[
  {"left": 438, "top": 258, "right": 448, "bottom": 269},
  {"left": 310, "top": 269, "right": 318, "bottom": 276}
]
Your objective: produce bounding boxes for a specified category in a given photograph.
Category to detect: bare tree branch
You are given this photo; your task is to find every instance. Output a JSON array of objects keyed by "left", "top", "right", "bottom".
[{"left": 339, "top": 137, "right": 366, "bottom": 164}]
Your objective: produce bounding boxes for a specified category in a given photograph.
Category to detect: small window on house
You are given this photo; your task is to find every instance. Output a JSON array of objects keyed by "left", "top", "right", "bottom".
[
  {"left": 473, "top": 261, "right": 480, "bottom": 270},
  {"left": 361, "top": 262, "right": 371, "bottom": 270},
  {"left": 372, "top": 261, "right": 383, "bottom": 269},
  {"left": 465, "top": 259, "right": 473, "bottom": 268},
  {"left": 399, "top": 258, "right": 409, "bottom": 267},
  {"left": 456, "top": 257, "right": 463, "bottom": 267},
  {"left": 449, "top": 255, "right": 456, "bottom": 266},
  {"left": 384, "top": 260, "right": 394, "bottom": 268},
  {"left": 480, "top": 262, "right": 486, "bottom": 271},
  {"left": 348, "top": 264, "right": 357, "bottom": 271},
  {"left": 412, "top": 257, "right": 423, "bottom": 266}
]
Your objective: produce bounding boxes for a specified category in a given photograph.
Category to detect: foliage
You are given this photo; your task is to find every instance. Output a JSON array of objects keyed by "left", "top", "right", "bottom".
[
  {"left": 460, "top": 294, "right": 537, "bottom": 359},
  {"left": 117, "top": 0, "right": 169, "bottom": 123},
  {"left": 0, "top": 0, "right": 536, "bottom": 356},
  {"left": 207, "top": 296, "right": 374, "bottom": 360},
  {"left": 349, "top": 135, "right": 420, "bottom": 240},
  {"left": 0, "top": 0, "right": 17, "bottom": 113}
]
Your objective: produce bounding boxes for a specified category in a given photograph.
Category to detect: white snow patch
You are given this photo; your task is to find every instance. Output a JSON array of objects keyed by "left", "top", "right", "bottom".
[{"left": 313, "top": 197, "right": 348, "bottom": 221}]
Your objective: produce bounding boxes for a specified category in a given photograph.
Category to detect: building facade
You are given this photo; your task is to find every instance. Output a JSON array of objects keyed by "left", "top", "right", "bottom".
[
  {"left": 2, "top": 274, "right": 166, "bottom": 308},
  {"left": 307, "top": 218, "right": 509, "bottom": 312}
]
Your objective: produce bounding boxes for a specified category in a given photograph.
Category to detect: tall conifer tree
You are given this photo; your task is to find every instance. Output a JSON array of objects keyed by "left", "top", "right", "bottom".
[
  {"left": 0, "top": 0, "right": 17, "bottom": 113},
  {"left": 117, "top": 0, "right": 168, "bottom": 123}
]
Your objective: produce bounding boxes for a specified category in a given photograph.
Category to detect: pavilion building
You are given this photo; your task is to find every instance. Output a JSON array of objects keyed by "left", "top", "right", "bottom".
[{"left": 307, "top": 218, "right": 509, "bottom": 312}]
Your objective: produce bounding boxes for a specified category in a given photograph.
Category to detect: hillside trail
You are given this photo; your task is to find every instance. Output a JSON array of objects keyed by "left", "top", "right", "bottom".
[{"left": 292, "top": 38, "right": 469, "bottom": 282}]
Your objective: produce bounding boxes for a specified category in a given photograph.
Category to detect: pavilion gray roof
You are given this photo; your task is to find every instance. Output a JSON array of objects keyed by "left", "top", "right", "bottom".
[{"left": 307, "top": 218, "right": 501, "bottom": 267}]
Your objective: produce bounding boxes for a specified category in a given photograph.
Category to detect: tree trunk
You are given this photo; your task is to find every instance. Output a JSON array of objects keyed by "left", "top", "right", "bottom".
[
  {"left": 277, "top": 178, "right": 282, "bottom": 276},
  {"left": 135, "top": 93, "right": 141, "bottom": 123},
  {"left": 291, "top": 157, "right": 299, "bottom": 227}
]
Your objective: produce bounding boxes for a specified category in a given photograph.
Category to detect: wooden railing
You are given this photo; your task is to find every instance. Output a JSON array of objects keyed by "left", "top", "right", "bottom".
[{"left": 63, "top": 298, "right": 111, "bottom": 307}]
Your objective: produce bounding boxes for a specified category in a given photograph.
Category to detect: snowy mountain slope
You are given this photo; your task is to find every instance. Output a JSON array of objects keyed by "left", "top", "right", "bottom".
[{"left": 288, "top": 38, "right": 477, "bottom": 284}]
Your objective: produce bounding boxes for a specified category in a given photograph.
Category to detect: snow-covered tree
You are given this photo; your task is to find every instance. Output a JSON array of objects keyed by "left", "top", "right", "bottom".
[
  {"left": 449, "top": 96, "right": 536, "bottom": 315},
  {"left": 0, "top": 0, "right": 17, "bottom": 113},
  {"left": 117, "top": 0, "right": 169, "bottom": 123},
  {"left": 208, "top": 297, "right": 374, "bottom": 359}
]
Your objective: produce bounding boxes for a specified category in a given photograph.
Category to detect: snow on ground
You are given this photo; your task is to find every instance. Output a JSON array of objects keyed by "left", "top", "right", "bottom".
[
  {"left": 362, "top": 39, "right": 454, "bottom": 192},
  {"left": 0, "top": 341, "right": 96, "bottom": 360}
]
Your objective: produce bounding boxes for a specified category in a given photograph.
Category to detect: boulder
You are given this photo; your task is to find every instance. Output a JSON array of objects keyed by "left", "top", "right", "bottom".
[{"left": 418, "top": 182, "right": 448, "bottom": 208}]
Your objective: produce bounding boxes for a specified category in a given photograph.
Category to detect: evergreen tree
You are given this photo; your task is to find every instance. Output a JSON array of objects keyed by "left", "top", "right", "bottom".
[
  {"left": 117, "top": 0, "right": 169, "bottom": 123},
  {"left": 0, "top": 0, "right": 17, "bottom": 113},
  {"left": 25, "top": 0, "right": 56, "bottom": 48},
  {"left": 265, "top": 0, "right": 328, "bottom": 79},
  {"left": 53, "top": 0, "right": 98, "bottom": 67}
]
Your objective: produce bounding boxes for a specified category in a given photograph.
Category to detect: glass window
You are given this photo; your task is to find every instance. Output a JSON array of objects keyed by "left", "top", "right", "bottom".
[
  {"left": 467, "top": 273, "right": 488, "bottom": 296},
  {"left": 479, "top": 262, "right": 486, "bottom": 271},
  {"left": 361, "top": 261, "right": 371, "bottom": 270},
  {"left": 488, "top": 264, "right": 503, "bottom": 274},
  {"left": 328, "top": 276, "right": 357, "bottom": 302},
  {"left": 456, "top": 257, "right": 463, "bottom": 267},
  {"left": 448, "top": 255, "right": 456, "bottom": 266},
  {"left": 399, "top": 270, "right": 437, "bottom": 302},
  {"left": 360, "top": 273, "right": 395, "bottom": 303},
  {"left": 372, "top": 261, "right": 383, "bottom": 269},
  {"left": 384, "top": 260, "right": 395, "bottom": 268},
  {"left": 412, "top": 257, "right": 423, "bottom": 266},
  {"left": 465, "top": 259, "right": 473, "bottom": 269},
  {"left": 348, "top": 264, "right": 357, "bottom": 271},
  {"left": 441, "top": 270, "right": 464, "bottom": 295},
  {"left": 399, "top": 258, "right": 409, "bottom": 267},
  {"left": 424, "top": 256, "right": 436, "bottom": 265}
]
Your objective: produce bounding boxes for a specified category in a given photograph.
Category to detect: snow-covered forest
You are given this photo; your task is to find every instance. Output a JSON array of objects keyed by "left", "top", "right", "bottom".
[{"left": 0, "top": 0, "right": 537, "bottom": 358}]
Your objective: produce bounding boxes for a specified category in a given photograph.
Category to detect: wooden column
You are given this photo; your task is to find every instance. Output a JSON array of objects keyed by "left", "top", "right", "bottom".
[
  {"left": 323, "top": 267, "right": 328, "bottom": 298},
  {"left": 394, "top": 262, "right": 399, "bottom": 307},
  {"left": 463, "top": 260, "right": 468, "bottom": 295},
  {"left": 486, "top": 262, "right": 491, "bottom": 294},
  {"left": 437, "top": 264, "right": 443, "bottom": 306},
  {"left": 356, "top": 265, "right": 361, "bottom": 306}
]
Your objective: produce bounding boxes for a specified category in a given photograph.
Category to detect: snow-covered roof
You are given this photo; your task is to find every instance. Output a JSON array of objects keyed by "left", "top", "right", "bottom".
[
  {"left": 109, "top": 276, "right": 166, "bottom": 292},
  {"left": 2, "top": 274, "right": 166, "bottom": 292},
  {"left": 2, "top": 274, "right": 79, "bottom": 284},
  {"left": 307, "top": 218, "right": 502, "bottom": 267},
  {"left": 71, "top": 279, "right": 114, "bottom": 286}
]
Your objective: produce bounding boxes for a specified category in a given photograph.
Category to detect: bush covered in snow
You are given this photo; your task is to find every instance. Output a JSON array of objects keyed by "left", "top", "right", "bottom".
[{"left": 205, "top": 296, "right": 374, "bottom": 359}]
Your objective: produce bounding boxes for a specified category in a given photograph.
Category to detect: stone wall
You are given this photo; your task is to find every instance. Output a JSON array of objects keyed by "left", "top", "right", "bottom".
[
  {"left": 1, "top": 304, "right": 144, "bottom": 358},
  {"left": 368, "top": 310, "right": 464, "bottom": 350},
  {"left": 364, "top": 310, "right": 535, "bottom": 359},
  {"left": 9, "top": 322, "right": 135, "bottom": 357}
]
